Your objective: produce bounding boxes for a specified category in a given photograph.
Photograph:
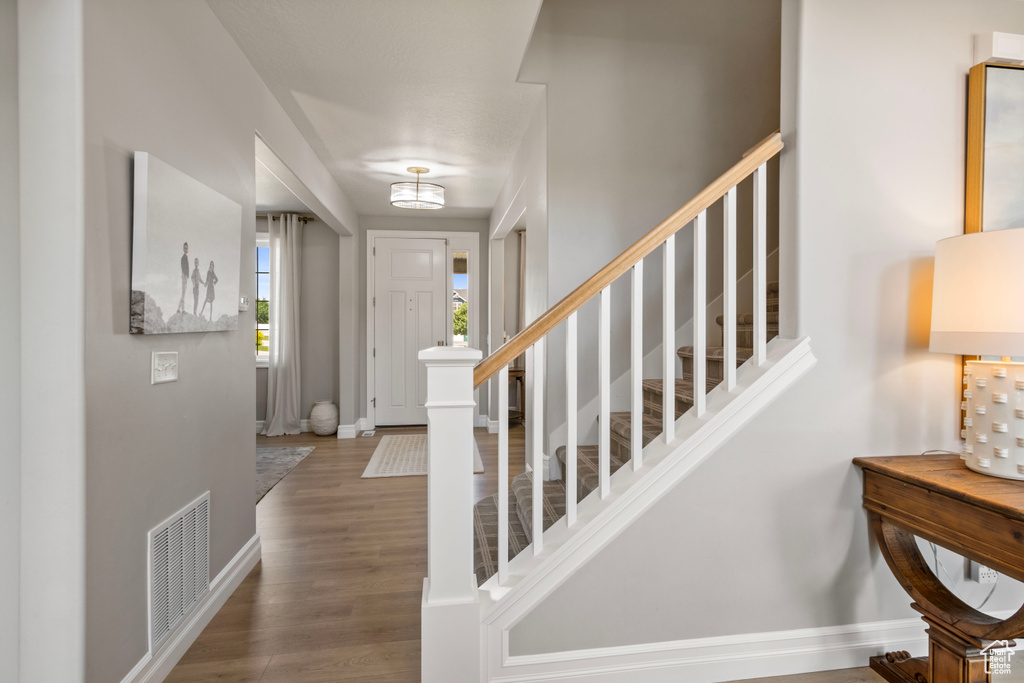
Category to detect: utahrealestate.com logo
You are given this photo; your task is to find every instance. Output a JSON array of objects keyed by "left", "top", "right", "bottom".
[{"left": 982, "top": 640, "right": 1015, "bottom": 675}]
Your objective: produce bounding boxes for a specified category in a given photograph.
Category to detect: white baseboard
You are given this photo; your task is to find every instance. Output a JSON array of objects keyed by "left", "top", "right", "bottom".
[
  {"left": 338, "top": 417, "right": 369, "bottom": 439},
  {"left": 476, "top": 414, "right": 488, "bottom": 428},
  {"left": 489, "top": 617, "right": 927, "bottom": 682},
  {"left": 255, "top": 420, "right": 264, "bottom": 434},
  {"left": 487, "top": 419, "right": 499, "bottom": 434},
  {"left": 120, "top": 534, "right": 262, "bottom": 683}
]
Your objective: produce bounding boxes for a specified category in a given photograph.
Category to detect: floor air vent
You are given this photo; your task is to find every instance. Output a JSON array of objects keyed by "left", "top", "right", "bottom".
[{"left": 148, "top": 491, "right": 210, "bottom": 654}]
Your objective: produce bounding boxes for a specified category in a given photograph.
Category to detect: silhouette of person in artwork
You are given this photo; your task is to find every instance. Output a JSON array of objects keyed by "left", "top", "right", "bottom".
[
  {"left": 177, "top": 242, "right": 189, "bottom": 314},
  {"left": 199, "top": 261, "right": 218, "bottom": 322},
  {"left": 190, "top": 257, "right": 205, "bottom": 316}
]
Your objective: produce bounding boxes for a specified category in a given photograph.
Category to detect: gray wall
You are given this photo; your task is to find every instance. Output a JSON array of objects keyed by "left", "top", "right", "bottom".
[
  {"left": 516, "top": 0, "right": 781, "bottom": 444},
  {"left": 79, "top": 1, "right": 351, "bottom": 680},
  {"left": 503, "top": 230, "right": 522, "bottom": 340},
  {"left": 0, "top": 0, "right": 19, "bottom": 678},
  {"left": 511, "top": 0, "right": 1024, "bottom": 656},
  {"left": 300, "top": 219, "right": 341, "bottom": 419},
  {"left": 487, "top": 95, "right": 548, "bottom": 441},
  {"left": 256, "top": 366, "right": 268, "bottom": 421}
]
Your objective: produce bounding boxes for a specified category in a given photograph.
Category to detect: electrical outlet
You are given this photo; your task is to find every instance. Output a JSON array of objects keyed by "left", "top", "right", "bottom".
[{"left": 970, "top": 560, "right": 999, "bottom": 584}]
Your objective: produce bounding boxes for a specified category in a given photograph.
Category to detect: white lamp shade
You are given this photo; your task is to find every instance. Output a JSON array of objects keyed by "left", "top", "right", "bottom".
[
  {"left": 930, "top": 227, "right": 1024, "bottom": 356},
  {"left": 390, "top": 181, "right": 444, "bottom": 210}
]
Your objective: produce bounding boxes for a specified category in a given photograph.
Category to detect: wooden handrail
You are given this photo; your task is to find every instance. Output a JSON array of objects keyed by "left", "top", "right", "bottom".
[{"left": 473, "top": 131, "right": 783, "bottom": 388}]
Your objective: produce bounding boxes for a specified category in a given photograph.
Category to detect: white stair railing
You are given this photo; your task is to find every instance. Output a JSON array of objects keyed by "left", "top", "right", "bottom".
[{"left": 421, "top": 132, "right": 784, "bottom": 683}]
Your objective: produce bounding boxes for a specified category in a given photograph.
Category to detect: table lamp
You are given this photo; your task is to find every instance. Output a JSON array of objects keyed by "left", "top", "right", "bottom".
[{"left": 930, "top": 227, "right": 1024, "bottom": 480}]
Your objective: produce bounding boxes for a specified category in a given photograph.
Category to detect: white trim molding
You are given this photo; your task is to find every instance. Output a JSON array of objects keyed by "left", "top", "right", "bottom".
[
  {"left": 337, "top": 417, "right": 370, "bottom": 439},
  {"left": 255, "top": 420, "right": 265, "bottom": 434},
  {"left": 120, "top": 534, "right": 261, "bottom": 683},
  {"left": 486, "top": 617, "right": 927, "bottom": 682}
]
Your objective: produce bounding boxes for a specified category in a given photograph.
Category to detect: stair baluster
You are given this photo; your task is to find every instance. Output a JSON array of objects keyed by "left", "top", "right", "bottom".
[
  {"left": 723, "top": 187, "right": 738, "bottom": 391},
  {"left": 693, "top": 210, "right": 707, "bottom": 417},
  {"left": 630, "top": 260, "right": 644, "bottom": 471},
  {"left": 565, "top": 312, "right": 578, "bottom": 527},
  {"left": 598, "top": 286, "right": 611, "bottom": 498},
  {"left": 498, "top": 364, "right": 509, "bottom": 584},
  {"left": 753, "top": 162, "right": 768, "bottom": 366},
  {"left": 662, "top": 234, "right": 676, "bottom": 442},
  {"left": 529, "top": 339, "right": 544, "bottom": 555}
]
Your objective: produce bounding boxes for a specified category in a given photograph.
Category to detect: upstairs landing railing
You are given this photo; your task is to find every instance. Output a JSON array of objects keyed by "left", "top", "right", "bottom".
[{"left": 419, "top": 131, "right": 783, "bottom": 683}]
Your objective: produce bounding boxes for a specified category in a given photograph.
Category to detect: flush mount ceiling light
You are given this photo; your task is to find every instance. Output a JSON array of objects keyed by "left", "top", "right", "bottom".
[{"left": 391, "top": 166, "right": 445, "bottom": 210}]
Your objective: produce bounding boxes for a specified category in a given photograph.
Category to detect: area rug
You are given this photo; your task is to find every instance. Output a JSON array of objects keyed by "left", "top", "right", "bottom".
[
  {"left": 256, "top": 446, "right": 315, "bottom": 502},
  {"left": 361, "top": 434, "right": 484, "bottom": 478}
]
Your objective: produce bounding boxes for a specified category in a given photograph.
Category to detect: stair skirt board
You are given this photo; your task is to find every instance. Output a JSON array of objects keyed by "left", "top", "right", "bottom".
[
  {"left": 119, "top": 534, "right": 262, "bottom": 683},
  {"left": 483, "top": 617, "right": 927, "bottom": 682},
  {"left": 478, "top": 338, "right": 816, "bottom": 621}
]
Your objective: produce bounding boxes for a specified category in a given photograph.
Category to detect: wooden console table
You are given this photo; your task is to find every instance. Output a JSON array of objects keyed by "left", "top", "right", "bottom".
[{"left": 853, "top": 454, "right": 1024, "bottom": 683}]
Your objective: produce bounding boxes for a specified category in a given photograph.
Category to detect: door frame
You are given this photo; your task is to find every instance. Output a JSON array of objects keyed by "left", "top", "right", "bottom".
[{"left": 365, "top": 229, "right": 482, "bottom": 428}]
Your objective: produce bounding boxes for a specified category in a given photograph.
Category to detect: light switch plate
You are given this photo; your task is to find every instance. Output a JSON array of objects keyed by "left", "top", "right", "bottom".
[
  {"left": 239, "top": 295, "right": 250, "bottom": 312},
  {"left": 152, "top": 351, "right": 178, "bottom": 385}
]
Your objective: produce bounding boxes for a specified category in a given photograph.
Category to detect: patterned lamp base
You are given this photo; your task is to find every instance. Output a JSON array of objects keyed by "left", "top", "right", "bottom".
[{"left": 962, "top": 360, "right": 1024, "bottom": 481}]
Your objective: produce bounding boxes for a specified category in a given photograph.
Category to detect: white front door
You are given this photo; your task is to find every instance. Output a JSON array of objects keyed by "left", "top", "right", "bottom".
[{"left": 373, "top": 237, "right": 448, "bottom": 425}]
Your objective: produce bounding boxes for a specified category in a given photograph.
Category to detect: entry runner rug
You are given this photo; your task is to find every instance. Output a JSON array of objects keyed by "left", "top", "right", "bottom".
[
  {"left": 362, "top": 434, "right": 484, "bottom": 478},
  {"left": 256, "top": 446, "right": 315, "bottom": 502}
]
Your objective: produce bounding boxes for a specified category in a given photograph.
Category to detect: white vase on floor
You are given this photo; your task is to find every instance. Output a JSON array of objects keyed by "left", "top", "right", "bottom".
[{"left": 310, "top": 400, "right": 338, "bottom": 436}]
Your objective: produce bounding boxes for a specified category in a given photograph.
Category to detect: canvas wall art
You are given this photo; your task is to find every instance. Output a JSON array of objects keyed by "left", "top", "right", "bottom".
[
  {"left": 130, "top": 152, "right": 242, "bottom": 334},
  {"left": 966, "top": 64, "right": 1024, "bottom": 233}
]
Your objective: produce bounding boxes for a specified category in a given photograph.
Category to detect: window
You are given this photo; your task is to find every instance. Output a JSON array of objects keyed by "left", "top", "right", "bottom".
[
  {"left": 452, "top": 251, "right": 468, "bottom": 347},
  {"left": 255, "top": 241, "right": 269, "bottom": 362}
]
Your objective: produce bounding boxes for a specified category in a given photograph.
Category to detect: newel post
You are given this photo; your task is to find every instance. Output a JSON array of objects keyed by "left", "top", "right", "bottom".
[{"left": 419, "top": 345, "right": 483, "bottom": 683}]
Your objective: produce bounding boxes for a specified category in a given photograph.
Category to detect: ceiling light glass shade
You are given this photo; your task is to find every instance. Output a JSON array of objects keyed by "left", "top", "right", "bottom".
[
  {"left": 930, "top": 227, "right": 1024, "bottom": 357},
  {"left": 390, "top": 169, "right": 445, "bottom": 210}
]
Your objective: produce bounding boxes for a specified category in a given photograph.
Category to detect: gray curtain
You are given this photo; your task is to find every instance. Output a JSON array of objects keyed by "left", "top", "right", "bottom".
[{"left": 262, "top": 214, "right": 303, "bottom": 436}]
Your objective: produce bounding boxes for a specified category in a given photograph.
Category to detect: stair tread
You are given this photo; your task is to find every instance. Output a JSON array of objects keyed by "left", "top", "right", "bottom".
[
  {"left": 641, "top": 377, "right": 719, "bottom": 398},
  {"left": 554, "top": 444, "right": 626, "bottom": 500},
  {"left": 473, "top": 491, "right": 531, "bottom": 585},
  {"left": 716, "top": 311, "right": 780, "bottom": 326},
  {"left": 512, "top": 471, "right": 566, "bottom": 543},
  {"left": 608, "top": 411, "right": 663, "bottom": 442},
  {"left": 676, "top": 345, "right": 754, "bottom": 362}
]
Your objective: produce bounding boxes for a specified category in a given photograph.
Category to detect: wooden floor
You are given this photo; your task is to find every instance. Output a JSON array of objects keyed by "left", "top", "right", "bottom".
[
  {"left": 166, "top": 425, "right": 525, "bottom": 682},
  {"left": 166, "top": 425, "right": 896, "bottom": 682}
]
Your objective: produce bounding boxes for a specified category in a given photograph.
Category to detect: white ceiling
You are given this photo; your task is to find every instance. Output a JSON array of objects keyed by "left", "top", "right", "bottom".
[{"left": 208, "top": 0, "right": 545, "bottom": 220}]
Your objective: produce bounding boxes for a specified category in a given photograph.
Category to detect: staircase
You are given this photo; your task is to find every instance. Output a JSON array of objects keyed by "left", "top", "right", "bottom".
[
  {"left": 473, "top": 284, "right": 780, "bottom": 585},
  {"left": 419, "top": 132, "right": 816, "bottom": 682}
]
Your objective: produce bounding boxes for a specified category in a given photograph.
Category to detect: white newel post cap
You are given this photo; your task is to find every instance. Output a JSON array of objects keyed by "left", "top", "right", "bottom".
[{"left": 418, "top": 345, "right": 483, "bottom": 365}]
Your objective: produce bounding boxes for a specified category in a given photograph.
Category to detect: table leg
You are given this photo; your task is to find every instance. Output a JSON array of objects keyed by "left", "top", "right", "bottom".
[
  {"left": 869, "top": 649, "right": 928, "bottom": 683},
  {"left": 926, "top": 618, "right": 990, "bottom": 683}
]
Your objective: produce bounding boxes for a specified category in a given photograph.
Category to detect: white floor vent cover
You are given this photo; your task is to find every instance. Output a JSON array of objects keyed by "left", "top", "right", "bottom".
[{"left": 148, "top": 491, "right": 210, "bottom": 654}]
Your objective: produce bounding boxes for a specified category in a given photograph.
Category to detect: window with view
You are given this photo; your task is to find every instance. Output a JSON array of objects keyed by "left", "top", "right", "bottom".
[{"left": 256, "top": 244, "right": 269, "bottom": 359}]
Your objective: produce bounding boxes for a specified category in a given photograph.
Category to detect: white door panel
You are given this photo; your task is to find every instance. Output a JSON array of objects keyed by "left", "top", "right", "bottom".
[{"left": 374, "top": 238, "right": 447, "bottom": 424}]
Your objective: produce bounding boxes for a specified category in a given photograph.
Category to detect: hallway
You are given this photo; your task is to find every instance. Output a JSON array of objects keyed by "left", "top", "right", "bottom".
[{"left": 165, "top": 426, "right": 519, "bottom": 682}]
